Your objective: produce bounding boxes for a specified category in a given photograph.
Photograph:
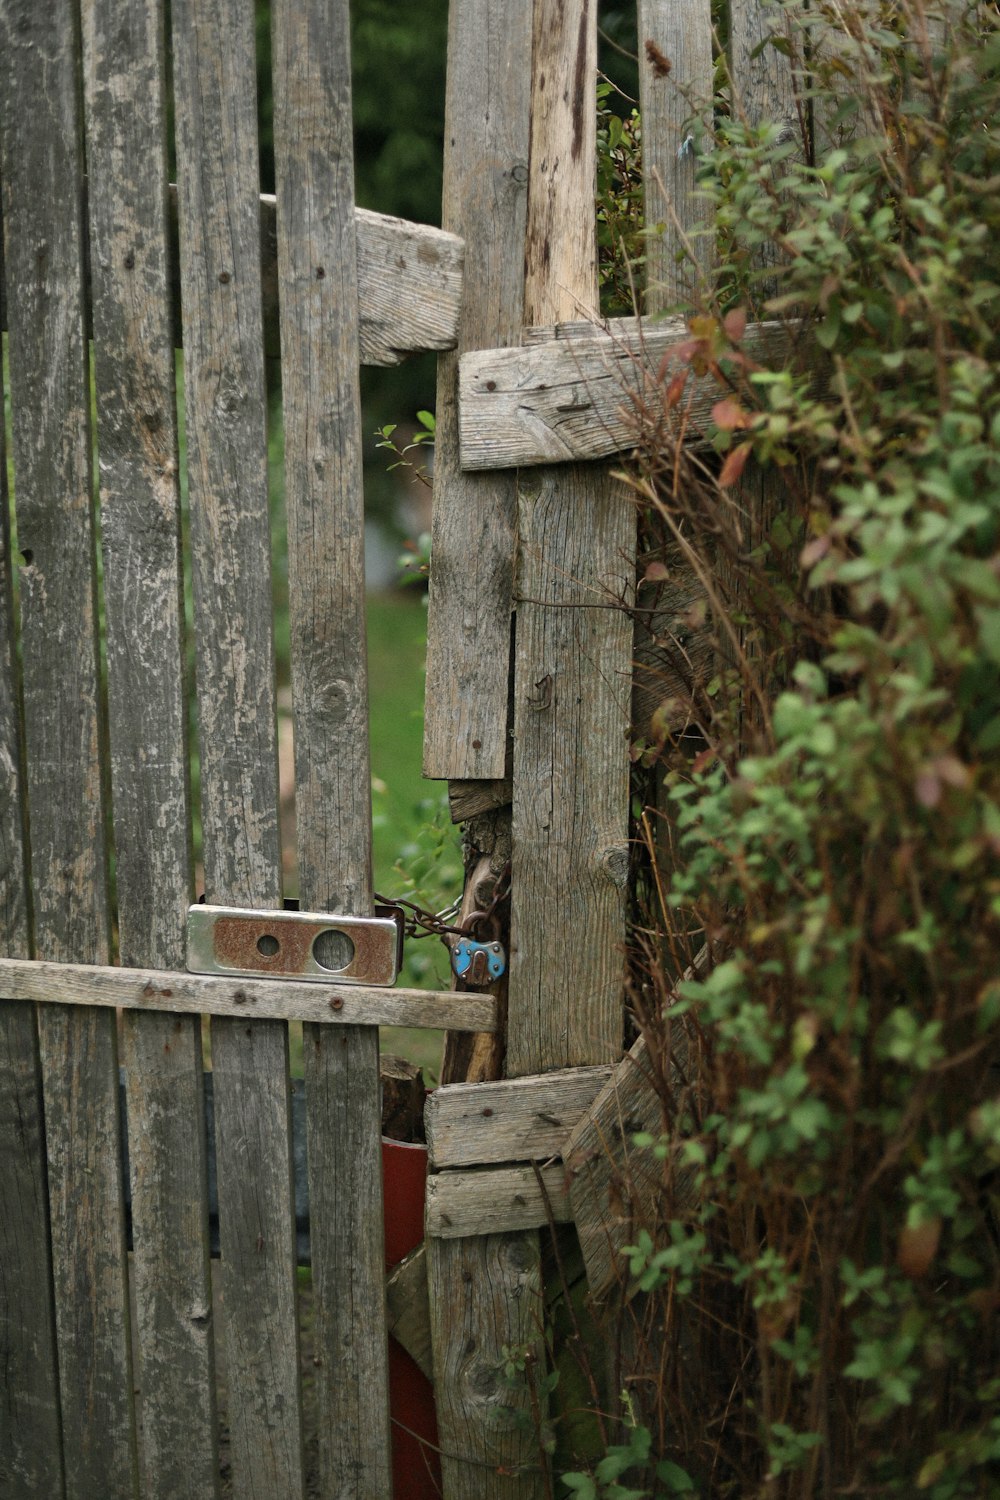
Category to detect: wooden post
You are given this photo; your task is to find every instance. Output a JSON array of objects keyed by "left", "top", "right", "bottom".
[
  {"left": 0, "top": 198, "right": 65, "bottom": 1499},
  {"left": 80, "top": 2, "right": 221, "bottom": 1490},
  {"left": 506, "top": 0, "right": 634, "bottom": 1080},
  {"left": 171, "top": 0, "right": 305, "bottom": 1492},
  {"left": 422, "top": 0, "right": 532, "bottom": 782},
  {"left": 0, "top": 4, "right": 138, "bottom": 1494},
  {"left": 272, "top": 0, "right": 393, "bottom": 1493}
]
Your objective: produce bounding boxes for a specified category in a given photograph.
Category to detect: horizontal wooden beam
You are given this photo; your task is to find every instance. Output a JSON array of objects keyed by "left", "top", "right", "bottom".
[
  {"left": 425, "top": 1164, "right": 570, "bottom": 1238},
  {"left": 0, "top": 192, "right": 464, "bottom": 369},
  {"left": 425, "top": 1065, "right": 611, "bottom": 1169},
  {"left": 0, "top": 956, "right": 495, "bottom": 1033},
  {"left": 459, "top": 316, "right": 806, "bottom": 469}
]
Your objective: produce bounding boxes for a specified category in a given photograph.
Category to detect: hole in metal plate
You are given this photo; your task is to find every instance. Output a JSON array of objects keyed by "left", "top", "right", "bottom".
[
  {"left": 312, "top": 928, "right": 355, "bottom": 972},
  {"left": 256, "top": 934, "right": 280, "bottom": 957}
]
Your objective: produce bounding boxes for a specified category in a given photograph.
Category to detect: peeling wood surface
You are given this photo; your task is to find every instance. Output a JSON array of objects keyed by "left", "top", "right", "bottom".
[
  {"left": 273, "top": 0, "right": 392, "bottom": 1492},
  {"left": 0, "top": 957, "right": 497, "bottom": 1032},
  {"left": 459, "top": 318, "right": 806, "bottom": 470},
  {"left": 428, "top": 1233, "right": 547, "bottom": 1498},
  {"left": 0, "top": 305, "right": 64, "bottom": 1495},
  {"left": 422, "top": 0, "right": 532, "bottom": 779},
  {"left": 171, "top": 0, "right": 304, "bottom": 1491},
  {"left": 80, "top": 3, "right": 221, "bottom": 1489},
  {"left": 0, "top": 6, "right": 137, "bottom": 1496},
  {"left": 426, "top": 1165, "right": 570, "bottom": 1238},
  {"left": 425, "top": 1066, "right": 611, "bottom": 1169},
  {"left": 506, "top": 0, "right": 633, "bottom": 1081}
]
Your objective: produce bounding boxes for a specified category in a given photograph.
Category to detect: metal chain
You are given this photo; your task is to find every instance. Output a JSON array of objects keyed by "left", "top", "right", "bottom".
[{"left": 375, "top": 861, "right": 511, "bottom": 944}]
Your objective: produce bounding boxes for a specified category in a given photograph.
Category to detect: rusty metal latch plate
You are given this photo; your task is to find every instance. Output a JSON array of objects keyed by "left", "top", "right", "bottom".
[{"left": 186, "top": 905, "right": 402, "bottom": 987}]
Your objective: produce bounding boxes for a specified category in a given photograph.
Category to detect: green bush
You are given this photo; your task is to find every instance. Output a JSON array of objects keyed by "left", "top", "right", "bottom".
[{"left": 593, "top": 3, "right": 1000, "bottom": 1496}]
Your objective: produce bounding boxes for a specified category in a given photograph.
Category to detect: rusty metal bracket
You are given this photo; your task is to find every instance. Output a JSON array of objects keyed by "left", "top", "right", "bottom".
[{"left": 186, "top": 904, "right": 403, "bottom": 987}]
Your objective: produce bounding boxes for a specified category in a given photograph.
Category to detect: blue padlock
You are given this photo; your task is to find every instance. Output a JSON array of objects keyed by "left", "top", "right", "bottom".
[{"left": 451, "top": 937, "right": 506, "bottom": 984}]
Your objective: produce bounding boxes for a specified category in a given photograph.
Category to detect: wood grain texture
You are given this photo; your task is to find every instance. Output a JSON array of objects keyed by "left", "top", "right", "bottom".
[
  {"left": 0, "top": 196, "right": 464, "bottom": 369},
  {"left": 506, "top": 0, "right": 632, "bottom": 1082},
  {"left": 426, "top": 1166, "right": 570, "bottom": 1238},
  {"left": 421, "top": 0, "right": 533, "bottom": 780},
  {"left": 0, "top": 6, "right": 138, "bottom": 1495},
  {"left": 0, "top": 328, "right": 64, "bottom": 1496},
  {"left": 459, "top": 317, "right": 806, "bottom": 470},
  {"left": 80, "top": 6, "right": 221, "bottom": 1488},
  {"left": 448, "top": 778, "right": 513, "bottom": 823},
  {"left": 427, "top": 1233, "right": 548, "bottom": 1497},
  {"left": 272, "top": 0, "right": 392, "bottom": 1493},
  {"left": 386, "top": 1246, "right": 433, "bottom": 1381},
  {"left": 638, "top": 0, "right": 714, "bottom": 305},
  {"left": 170, "top": 1, "right": 304, "bottom": 1493},
  {"left": 0, "top": 957, "right": 498, "bottom": 1031},
  {"left": 426, "top": 1066, "right": 611, "bottom": 1169},
  {"left": 730, "top": 0, "right": 799, "bottom": 137},
  {"left": 562, "top": 1038, "right": 666, "bottom": 1303}
]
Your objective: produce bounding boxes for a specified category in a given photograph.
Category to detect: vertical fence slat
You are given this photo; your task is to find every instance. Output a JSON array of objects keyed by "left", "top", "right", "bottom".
[
  {"left": 271, "top": 0, "right": 392, "bottom": 1492},
  {"left": 422, "top": 6, "right": 546, "bottom": 1494},
  {"left": 421, "top": 0, "right": 533, "bottom": 781},
  {"left": 638, "top": 0, "right": 714, "bottom": 304},
  {"left": 170, "top": 0, "right": 305, "bottom": 1494},
  {"left": 0, "top": 5, "right": 138, "bottom": 1496},
  {"left": 506, "top": 0, "right": 633, "bottom": 1077},
  {"left": 80, "top": 1, "right": 220, "bottom": 1493},
  {"left": 427, "top": 1232, "right": 545, "bottom": 1498},
  {"left": 0, "top": 220, "right": 65, "bottom": 1498}
]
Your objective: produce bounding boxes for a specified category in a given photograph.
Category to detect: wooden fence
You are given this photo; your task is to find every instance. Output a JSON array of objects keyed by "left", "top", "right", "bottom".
[{"left": 0, "top": 0, "right": 800, "bottom": 1495}]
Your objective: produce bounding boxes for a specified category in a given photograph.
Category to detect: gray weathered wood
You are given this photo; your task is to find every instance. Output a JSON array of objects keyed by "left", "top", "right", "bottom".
[
  {"left": 563, "top": 1038, "right": 666, "bottom": 1303},
  {"left": 638, "top": 0, "right": 714, "bottom": 305},
  {"left": 386, "top": 1246, "right": 433, "bottom": 1381},
  {"left": 170, "top": 0, "right": 304, "bottom": 1492},
  {"left": 80, "top": 5, "right": 221, "bottom": 1489},
  {"left": 0, "top": 6, "right": 138, "bottom": 1494},
  {"left": 271, "top": 0, "right": 392, "bottom": 1493},
  {"left": 421, "top": 0, "right": 533, "bottom": 779},
  {"left": 426, "top": 1066, "right": 611, "bottom": 1169},
  {"left": 0, "top": 194, "right": 464, "bottom": 369},
  {"left": 0, "top": 283, "right": 65, "bottom": 1497},
  {"left": 459, "top": 317, "right": 805, "bottom": 470},
  {"left": 427, "top": 1168, "right": 570, "bottom": 1238},
  {"left": 506, "top": 0, "right": 633, "bottom": 1081},
  {"left": 0, "top": 957, "right": 498, "bottom": 1032},
  {"left": 427, "top": 1234, "right": 548, "bottom": 1494}
]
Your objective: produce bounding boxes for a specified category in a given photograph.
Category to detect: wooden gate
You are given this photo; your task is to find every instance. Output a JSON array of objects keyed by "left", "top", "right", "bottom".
[{"left": 1, "top": 0, "right": 800, "bottom": 1495}]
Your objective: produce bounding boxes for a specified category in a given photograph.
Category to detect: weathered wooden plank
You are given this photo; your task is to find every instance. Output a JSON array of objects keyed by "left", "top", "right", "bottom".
[
  {"left": 459, "top": 317, "right": 805, "bottom": 470},
  {"left": 0, "top": 957, "right": 498, "bottom": 1031},
  {"left": 0, "top": 284, "right": 65, "bottom": 1497},
  {"left": 426, "top": 1166, "right": 570, "bottom": 1239},
  {"left": 421, "top": 0, "right": 533, "bottom": 779},
  {"left": 638, "top": 0, "right": 714, "bottom": 303},
  {"left": 271, "top": 0, "right": 392, "bottom": 1493},
  {"left": 170, "top": 1, "right": 304, "bottom": 1493},
  {"left": 0, "top": 5, "right": 138, "bottom": 1495},
  {"left": 426, "top": 1066, "right": 611, "bottom": 1169},
  {"left": 730, "top": 0, "right": 799, "bottom": 142},
  {"left": 505, "top": 0, "right": 633, "bottom": 1082},
  {"left": 79, "top": 6, "right": 221, "bottom": 1492},
  {"left": 448, "top": 777, "right": 512, "bottom": 824},
  {"left": 386, "top": 1245, "right": 433, "bottom": 1381},
  {"left": 562, "top": 1038, "right": 666, "bottom": 1303},
  {"left": 0, "top": 195, "right": 463, "bottom": 369},
  {"left": 428, "top": 1234, "right": 548, "bottom": 1492}
]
